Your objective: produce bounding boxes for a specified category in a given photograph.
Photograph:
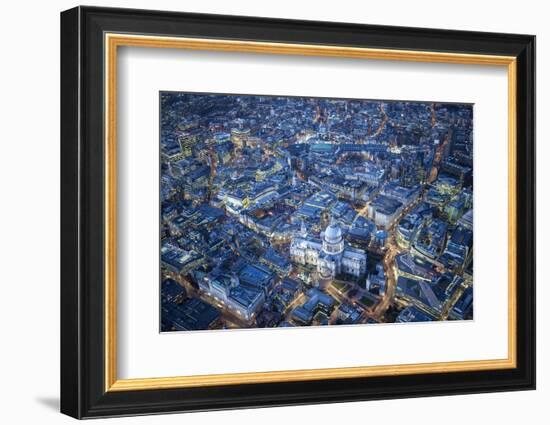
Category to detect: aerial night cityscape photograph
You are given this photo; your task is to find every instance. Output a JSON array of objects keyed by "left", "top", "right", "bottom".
[{"left": 160, "top": 92, "right": 474, "bottom": 332}]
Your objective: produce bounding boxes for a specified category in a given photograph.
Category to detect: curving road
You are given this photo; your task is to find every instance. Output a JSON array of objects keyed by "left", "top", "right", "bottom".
[{"left": 369, "top": 198, "right": 423, "bottom": 321}]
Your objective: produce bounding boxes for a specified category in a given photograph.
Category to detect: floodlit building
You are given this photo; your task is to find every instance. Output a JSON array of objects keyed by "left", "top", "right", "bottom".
[
  {"left": 367, "top": 194, "right": 403, "bottom": 228},
  {"left": 290, "top": 218, "right": 367, "bottom": 278},
  {"left": 230, "top": 128, "right": 250, "bottom": 148},
  {"left": 198, "top": 270, "right": 265, "bottom": 321}
]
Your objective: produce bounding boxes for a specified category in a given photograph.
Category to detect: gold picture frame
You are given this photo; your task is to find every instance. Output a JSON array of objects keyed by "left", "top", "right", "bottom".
[{"left": 104, "top": 33, "right": 517, "bottom": 392}]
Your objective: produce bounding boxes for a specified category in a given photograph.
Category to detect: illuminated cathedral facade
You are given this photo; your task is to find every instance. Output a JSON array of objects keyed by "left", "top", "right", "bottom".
[{"left": 290, "top": 219, "right": 367, "bottom": 279}]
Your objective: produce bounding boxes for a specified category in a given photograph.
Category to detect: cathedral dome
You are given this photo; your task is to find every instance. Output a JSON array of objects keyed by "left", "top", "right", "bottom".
[
  {"left": 324, "top": 222, "right": 343, "bottom": 244},
  {"left": 322, "top": 219, "right": 345, "bottom": 256}
]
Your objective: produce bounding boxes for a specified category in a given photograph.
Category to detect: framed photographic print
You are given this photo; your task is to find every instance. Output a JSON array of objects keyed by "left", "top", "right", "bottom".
[{"left": 60, "top": 6, "right": 536, "bottom": 419}]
